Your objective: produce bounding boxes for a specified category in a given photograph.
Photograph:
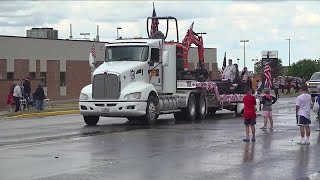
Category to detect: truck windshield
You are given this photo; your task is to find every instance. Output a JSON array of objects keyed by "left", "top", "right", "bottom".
[
  {"left": 105, "top": 46, "right": 149, "bottom": 62},
  {"left": 310, "top": 72, "right": 320, "bottom": 80}
]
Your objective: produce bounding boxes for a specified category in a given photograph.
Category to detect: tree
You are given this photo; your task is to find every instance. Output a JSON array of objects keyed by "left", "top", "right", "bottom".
[
  {"left": 254, "top": 58, "right": 283, "bottom": 77},
  {"left": 287, "top": 59, "right": 320, "bottom": 79}
]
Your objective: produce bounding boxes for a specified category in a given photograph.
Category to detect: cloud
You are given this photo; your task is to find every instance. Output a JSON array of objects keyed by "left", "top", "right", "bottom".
[
  {"left": 0, "top": 1, "right": 319, "bottom": 72},
  {"left": 293, "top": 6, "right": 320, "bottom": 27},
  {"left": 0, "top": 1, "right": 67, "bottom": 27}
]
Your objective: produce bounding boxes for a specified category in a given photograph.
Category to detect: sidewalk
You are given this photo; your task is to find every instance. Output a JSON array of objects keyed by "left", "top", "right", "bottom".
[{"left": 0, "top": 99, "right": 79, "bottom": 119}]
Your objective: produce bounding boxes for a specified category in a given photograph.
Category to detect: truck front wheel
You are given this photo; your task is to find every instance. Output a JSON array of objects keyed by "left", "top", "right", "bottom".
[
  {"left": 142, "top": 95, "right": 159, "bottom": 125},
  {"left": 83, "top": 115, "right": 100, "bottom": 126}
]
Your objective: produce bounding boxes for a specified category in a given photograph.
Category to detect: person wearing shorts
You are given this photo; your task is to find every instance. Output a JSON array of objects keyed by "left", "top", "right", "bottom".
[
  {"left": 260, "top": 88, "right": 277, "bottom": 131},
  {"left": 296, "top": 84, "right": 312, "bottom": 145},
  {"left": 243, "top": 87, "right": 257, "bottom": 142}
]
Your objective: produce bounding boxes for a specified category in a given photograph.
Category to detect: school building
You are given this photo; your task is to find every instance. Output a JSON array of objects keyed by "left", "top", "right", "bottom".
[{"left": 0, "top": 35, "right": 218, "bottom": 109}]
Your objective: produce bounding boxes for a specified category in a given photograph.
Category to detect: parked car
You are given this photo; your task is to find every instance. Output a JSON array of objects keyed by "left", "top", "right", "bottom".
[{"left": 307, "top": 72, "right": 320, "bottom": 97}]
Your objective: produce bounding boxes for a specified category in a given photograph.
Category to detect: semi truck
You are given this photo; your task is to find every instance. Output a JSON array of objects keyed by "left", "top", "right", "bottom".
[{"left": 79, "top": 16, "right": 260, "bottom": 126}]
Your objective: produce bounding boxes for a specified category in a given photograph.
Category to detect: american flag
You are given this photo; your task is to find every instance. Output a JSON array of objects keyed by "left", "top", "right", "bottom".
[
  {"left": 150, "top": 2, "right": 159, "bottom": 37},
  {"left": 221, "top": 52, "right": 226, "bottom": 77},
  {"left": 91, "top": 44, "right": 96, "bottom": 58},
  {"left": 264, "top": 62, "right": 272, "bottom": 89}
]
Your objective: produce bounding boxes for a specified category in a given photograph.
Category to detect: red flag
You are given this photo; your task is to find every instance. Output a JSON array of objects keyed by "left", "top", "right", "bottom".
[{"left": 150, "top": 2, "right": 159, "bottom": 36}]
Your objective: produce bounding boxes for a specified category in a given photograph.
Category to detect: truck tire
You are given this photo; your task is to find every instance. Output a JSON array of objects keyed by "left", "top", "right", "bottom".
[
  {"left": 142, "top": 95, "right": 159, "bottom": 125},
  {"left": 83, "top": 115, "right": 100, "bottom": 126},
  {"left": 182, "top": 93, "right": 196, "bottom": 121},
  {"left": 196, "top": 94, "right": 206, "bottom": 120}
]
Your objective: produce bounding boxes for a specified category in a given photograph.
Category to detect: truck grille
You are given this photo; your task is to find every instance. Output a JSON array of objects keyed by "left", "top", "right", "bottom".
[{"left": 92, "top": 73, "right": 120, "bottom": 99}]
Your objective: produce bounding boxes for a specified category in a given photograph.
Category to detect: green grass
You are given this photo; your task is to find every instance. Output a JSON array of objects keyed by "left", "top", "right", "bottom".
[{"left": 2, "top": 107, "right": 79, "bottom": 117}]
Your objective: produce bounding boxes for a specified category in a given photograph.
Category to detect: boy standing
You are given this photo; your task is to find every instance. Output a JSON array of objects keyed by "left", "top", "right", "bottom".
[
  {"left": 296, "top": 84, "right": 312, "bottom": 145},
  {"left": 243, "top": 87, "right": 257, "bottom": 142}
]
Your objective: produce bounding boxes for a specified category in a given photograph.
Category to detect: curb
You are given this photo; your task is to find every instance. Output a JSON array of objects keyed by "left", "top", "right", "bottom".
[{"left": 5, "top": 110, "right": 80, "bottom": 119}]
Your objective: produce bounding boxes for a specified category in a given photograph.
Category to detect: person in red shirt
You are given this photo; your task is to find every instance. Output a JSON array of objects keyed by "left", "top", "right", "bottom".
[{"left": 243, "top": 87, "right": 257, "bottom": 142}]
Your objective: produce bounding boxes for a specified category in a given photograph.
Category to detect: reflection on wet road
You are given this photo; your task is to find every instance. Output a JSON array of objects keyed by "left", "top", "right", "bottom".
[{"left": 0, "top": 97, "right": 320, "bottom": 180}]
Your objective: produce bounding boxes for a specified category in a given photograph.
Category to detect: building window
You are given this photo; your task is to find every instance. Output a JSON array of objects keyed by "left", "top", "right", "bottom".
[
  {"left": 40, "top": 72, "right": 47, "bottom": 86},
  {"left": 7, "top": 72, "right": 14, "bottom": 80},
  {"left": 60, "top": 72, "right": 66, "bottom": 86},
  {"left": 29, "top": 72, "right": 36, "bottom": 79}
]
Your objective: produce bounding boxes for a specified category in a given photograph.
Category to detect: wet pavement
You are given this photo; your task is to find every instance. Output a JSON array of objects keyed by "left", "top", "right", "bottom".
[{"left": 0, "top": 97, "right": 320, "bottom": 180}]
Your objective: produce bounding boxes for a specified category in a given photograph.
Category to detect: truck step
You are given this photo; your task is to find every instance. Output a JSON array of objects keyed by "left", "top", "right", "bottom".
[{"left": 160, "top": 110, "right": 181, "bottom": 114}]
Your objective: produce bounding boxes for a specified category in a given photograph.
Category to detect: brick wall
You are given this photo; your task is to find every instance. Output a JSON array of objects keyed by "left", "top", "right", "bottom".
[
  {"left": 211, "top": 63, "right": 219, "bottom": 80},
  {"left": 14, "top": 59, "right": 29, "bottom": 80},
  {"left": 0, "top": 59, "right": 6, "bottom": 80},
  {"left": 66, "top": 60, "right": 91, "bottom": 100},
  {"left": 47, "top": 60, "right": 60, "bottom": 100},
  {"left": 36, "top": 60, "right": 40, "bottom": 79}
]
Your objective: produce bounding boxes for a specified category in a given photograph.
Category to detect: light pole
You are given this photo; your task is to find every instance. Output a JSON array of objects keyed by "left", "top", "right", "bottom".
[
  {"left": 117, "top": 27, "right": 122, "bottom": 39},
  {"left": 285, "top": 38, "right": 291, "bottom": 66},
  {"left": 240, "top": 40, "right": 249, "bottom": 67}
]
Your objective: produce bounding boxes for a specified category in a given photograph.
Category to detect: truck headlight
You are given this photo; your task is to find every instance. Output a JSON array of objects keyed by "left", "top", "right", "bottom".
[
  {"left": 79, "top": 93, "right": 89, "bottom": 100},
  {"left": 124, "top": 92, "right": 141, "bottom": 100}
]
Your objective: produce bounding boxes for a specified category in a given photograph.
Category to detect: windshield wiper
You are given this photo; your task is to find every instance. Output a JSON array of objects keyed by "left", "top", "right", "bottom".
[{"left": 111, "top": 57, "right": 134, "bottom": 61}]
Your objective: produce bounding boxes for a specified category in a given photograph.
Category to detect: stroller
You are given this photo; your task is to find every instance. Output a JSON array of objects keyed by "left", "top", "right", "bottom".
[{"left": 27, "top": 95, "right": 36, "bottom": 110}]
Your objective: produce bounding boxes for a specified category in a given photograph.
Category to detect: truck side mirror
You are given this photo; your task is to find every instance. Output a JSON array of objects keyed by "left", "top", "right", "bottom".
[
  {"left": 151, "top": 48, "right": 160, "bottom": 63},
  {"left": 162, "top": 51, "right": 169, "bottom": 66}
]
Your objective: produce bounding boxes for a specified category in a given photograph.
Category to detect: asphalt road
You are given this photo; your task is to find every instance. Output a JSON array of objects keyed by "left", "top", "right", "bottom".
[{"left": 0, "top": 97, "right": 320, "bottom": 180}]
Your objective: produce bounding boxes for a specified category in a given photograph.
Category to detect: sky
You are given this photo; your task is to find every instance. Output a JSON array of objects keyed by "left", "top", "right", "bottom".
[{"left": 0, "top": 1, "right": 319, "bottom": 72}]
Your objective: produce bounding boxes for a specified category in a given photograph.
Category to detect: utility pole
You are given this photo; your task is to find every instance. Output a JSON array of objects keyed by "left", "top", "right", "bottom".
[
  {"left": 240, "top": 40, "right": 249, "bottom": 67},
  {"left": 117, "top": 27, "right": 122, "bottom": 39},
  {"left": 285, "top": 38, "right": 291, "bottom": 66}
]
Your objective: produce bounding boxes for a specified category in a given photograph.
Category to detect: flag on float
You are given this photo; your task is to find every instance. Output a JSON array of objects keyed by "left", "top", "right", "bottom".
[
  {"left": 264, "top": 62, "right": 272, "bottom": 89},
  {"left": 89, "top": 44, "right": 96, "bottom": 67},
  {"left": 221, "top": 52, "right": 226, "bottom": 77},
  {"left": 150, "top": 2, "right": 159, "bottom": 37}
]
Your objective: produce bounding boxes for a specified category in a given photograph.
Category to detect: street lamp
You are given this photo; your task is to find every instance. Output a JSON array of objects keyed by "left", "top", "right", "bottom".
[
  {"left": 285, "top": 38, "right": 291, "bottom": 66},
  {"left": 117, "top": 27, "right": 122, "bottom": 39},
  {"left": 240, "top": 40, "right": 249, "bottom": 67},
  {"left": 237, "top": 58, "right": 240, "bottom": 66}
]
